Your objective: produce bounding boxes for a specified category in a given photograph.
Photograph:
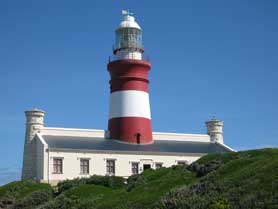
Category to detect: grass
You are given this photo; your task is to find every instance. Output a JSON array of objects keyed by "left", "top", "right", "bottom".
[
  {"left": 64, "top": 184, "right": 116, "bottom": 200},
  {"left": 93, "top": 166, "right": 196, "bottom": 209},
  {"left": 157, "top": 148, "right": 278, "bottom": 209}
]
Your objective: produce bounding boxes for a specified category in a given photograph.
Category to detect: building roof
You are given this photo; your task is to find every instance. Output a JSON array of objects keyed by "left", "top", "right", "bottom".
[{"left": 42, "top": 135, "right": 232, "bottom": 155}]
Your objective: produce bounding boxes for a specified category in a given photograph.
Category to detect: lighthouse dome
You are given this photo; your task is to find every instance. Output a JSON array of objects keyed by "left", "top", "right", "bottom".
[{"left": 117, "top": 15, "right": 141, "bottom": 30}]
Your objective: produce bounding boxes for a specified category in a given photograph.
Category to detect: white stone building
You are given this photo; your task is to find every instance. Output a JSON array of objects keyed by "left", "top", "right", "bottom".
[
  {"left": 21, "top": 13, "right": 234, "bottom": 185},
  {"left": 22, "top": 109, "right": 233, "bottom": 185}
]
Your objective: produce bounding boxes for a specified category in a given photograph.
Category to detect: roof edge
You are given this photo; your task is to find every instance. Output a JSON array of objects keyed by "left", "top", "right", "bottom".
[
  {"left": 153, "top": 131, "right": 209, "bottom": 137},
  {"left": 36, "top": 133, "right": 48, "bottom": 146},
  {"left": 43, "top": 127, "right": 105, "bottom": 132},
  {"left": 215, "top": 142, "right": 236, "bottom": 152},
  {"left": 48, "top": 147, "right": 206, "bottom": 157}
]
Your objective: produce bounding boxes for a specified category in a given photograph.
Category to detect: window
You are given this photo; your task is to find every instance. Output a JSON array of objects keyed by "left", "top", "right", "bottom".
[
  {"left": 131, "top": 162, "right": 139, "bottom": 175},
  {"left": 177, "top": 161, "right": 187, "bottom": 166},
  {"left": 155, "top": 163, "right": 163, "bottom": 169},
  {"left": 80, "top": 159, "right": 90, "bottom": 174},
  {"left": 53, "top": 158, "right": 63, "bottom": 174},
  {"left": 106, "top": 160, "right": 115, "bottom": 176}
]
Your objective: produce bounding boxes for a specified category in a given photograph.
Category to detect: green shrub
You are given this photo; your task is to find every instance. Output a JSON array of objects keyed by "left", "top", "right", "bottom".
[
  {"left": 209, "top": 198, "right": 230, "bottom": 209},
  {"left": 12, "top": 189, "right": 53, "bottom": 209},
  {"left": 0, "top": 180, "right": 52, "bottom": 200},
  {"left": 57, "top": 175, "right": 126, "bottom": 194},
  {"left": 0, "top": 180, "right": 53, "bottom": 209}
]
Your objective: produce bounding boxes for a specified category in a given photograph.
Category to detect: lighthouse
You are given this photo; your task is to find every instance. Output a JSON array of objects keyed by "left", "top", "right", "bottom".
[
  {"left": 20, "top": 12, "right": 233, "bottom": 184},
  {"left": 107, "top": 12, "right": 153, "bottom": 144}
]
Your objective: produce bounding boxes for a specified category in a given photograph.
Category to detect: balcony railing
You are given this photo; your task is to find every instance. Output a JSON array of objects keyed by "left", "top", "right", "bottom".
[
  {"left": 108, "top": 53, "right": 150, "bottom": 63},
  {"left": 113, "top": 43, "right": 144, "bottom": 52}
]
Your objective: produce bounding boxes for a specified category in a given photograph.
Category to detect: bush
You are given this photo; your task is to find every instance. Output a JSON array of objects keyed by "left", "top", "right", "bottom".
[
  {"left": 126, "top": 174, "right": 146, "bottom": 192},
  {"left": 38, "top": 193, "right": 99, "bottom": 209},
  {"left": 0, "top": 194, "right": 15, "bottom": 208},
  {"left": 0, "top": 180, "right": 53, "bottom": 209},
  {"left": 85, "top": 175, "right": 126, "bottom": 189},
  {"left": 188, "top": 159, "right": 223, "bottom": 177},
  {"left": 0, "top": 180, "right": 52, "bottom": 200},
  {"left": 209, "top": 198, "right": 230, "bottom": 209},
  {"left": 57, "top": 175, "right": 126, "bottom": 194},
  {"left": 12, "top": 190, "right": 53, "bottom": 209}
]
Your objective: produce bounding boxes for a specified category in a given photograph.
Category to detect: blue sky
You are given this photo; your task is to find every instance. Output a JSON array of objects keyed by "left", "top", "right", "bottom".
[{"left": 0, "top": 0, "right": 277, "bottom": 185}]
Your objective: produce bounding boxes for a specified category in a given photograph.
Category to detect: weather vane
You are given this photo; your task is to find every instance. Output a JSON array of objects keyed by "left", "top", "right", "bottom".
[{"left": 121, "top": 9, "right": 134, "bottom": 16}]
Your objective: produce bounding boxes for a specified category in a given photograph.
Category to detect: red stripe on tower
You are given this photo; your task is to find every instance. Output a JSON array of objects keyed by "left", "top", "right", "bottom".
[{"left": 107, "top": 13, "right": 153, "bottom": 144}]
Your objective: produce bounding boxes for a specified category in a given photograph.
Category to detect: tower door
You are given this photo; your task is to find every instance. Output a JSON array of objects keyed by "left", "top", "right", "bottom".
[{"left": 136, "top": 133, "right": 141, "bottom": 144}]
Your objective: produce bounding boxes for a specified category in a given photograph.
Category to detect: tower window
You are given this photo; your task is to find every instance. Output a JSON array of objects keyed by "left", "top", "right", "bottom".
[
  {"left": 80, "top": 159, "right": 90, "bottom": 175},
  {"left": 131, "top": 162, "right": 139, "bottom": 175},
  {"left": 106, "top": 160, "right": 115, "bottom": 176},
  {"left": 53, "top": 158, "right": 63, "bottom": 174}
]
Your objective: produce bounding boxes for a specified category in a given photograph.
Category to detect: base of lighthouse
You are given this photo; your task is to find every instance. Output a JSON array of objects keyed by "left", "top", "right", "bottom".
[{"left": 108, "top": 117, "right": 152, "bottom": 144}]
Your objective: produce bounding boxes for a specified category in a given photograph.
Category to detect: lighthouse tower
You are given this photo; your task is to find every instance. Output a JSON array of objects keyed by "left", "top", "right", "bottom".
[{"left": 107, "top": 12, "right": 152, "bottom": 144}]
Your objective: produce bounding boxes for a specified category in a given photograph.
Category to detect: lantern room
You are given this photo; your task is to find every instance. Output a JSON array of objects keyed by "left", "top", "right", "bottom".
[{"left": 113, "top": 15, "right": 144, "bottom": 60}]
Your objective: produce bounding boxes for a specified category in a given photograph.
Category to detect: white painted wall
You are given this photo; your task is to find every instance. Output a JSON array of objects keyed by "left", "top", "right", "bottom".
[
  {"left": 109, "top": 90, "right": 151, "bottom": 119},
  {"left": 41, "top": 128, "right": 105, "bottom": 137},
  {"left": 152, "top": 132, "right": 210, "bottom": 142},
  {"left": 22, "top": 109, "right": 45, "bottom": 180},
  {"left": 42, "top": 150, "right": 202, "bottom": 184}
]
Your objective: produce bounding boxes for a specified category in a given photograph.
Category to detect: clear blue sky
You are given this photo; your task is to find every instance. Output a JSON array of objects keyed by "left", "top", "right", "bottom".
[{"left": 0, "top": 0, "right": 277, "bottom": 185}]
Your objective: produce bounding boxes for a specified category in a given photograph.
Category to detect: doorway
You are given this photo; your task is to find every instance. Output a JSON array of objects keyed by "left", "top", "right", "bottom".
[
  {"left": 143, "top": 164, "right": 151, "bottom": 170},
  {"left": 136, "top": 133, "right": 141, "bottom": 144}
]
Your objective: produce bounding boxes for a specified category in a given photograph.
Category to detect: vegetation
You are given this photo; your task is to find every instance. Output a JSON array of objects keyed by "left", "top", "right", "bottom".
[
  {"left": 0, "top": 148, "right": 278, "bottom": 209},
  {"left": 0, "top": 180, "right": 52, "bottom": 209}
]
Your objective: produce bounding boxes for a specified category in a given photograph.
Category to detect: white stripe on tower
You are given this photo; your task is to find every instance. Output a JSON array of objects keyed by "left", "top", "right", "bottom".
[{"left": 109, "top": 90, "right": 151, "bottom": 119}]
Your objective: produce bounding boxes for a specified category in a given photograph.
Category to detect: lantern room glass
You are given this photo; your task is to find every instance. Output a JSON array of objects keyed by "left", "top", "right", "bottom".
[{"left": 115, "top": 28, "right": 143, "bottom": 50}]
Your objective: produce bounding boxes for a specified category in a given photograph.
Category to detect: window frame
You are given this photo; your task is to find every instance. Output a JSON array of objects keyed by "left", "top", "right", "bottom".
[
  {"left": 80, "top": 159, "right": 90, "bottom": 175},
  {"left": 131, "top": 162, "right": 139, "bottom": 175},
  {"left": 53, "top": 158, "right": 63, "bottom": 174},
  {"left": 106, "top": 159, "right": 116, "bottom": 176}
]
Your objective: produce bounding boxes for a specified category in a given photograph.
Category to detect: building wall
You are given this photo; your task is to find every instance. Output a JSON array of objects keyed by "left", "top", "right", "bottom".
[
  {"left": 42, "top": 150, "right": 203, "bottom": 184},
  {"left": 22, "top": 142, "right": 37, "bottom": 179},
  {"left": 152, "top": 132, "right": 210, "bottom": 142},
  {"left": 36, "top": 137, "right": 45, "bottom": 180},
  {"left": 41, "top": 127, "right": 105, "bottom": 138}
]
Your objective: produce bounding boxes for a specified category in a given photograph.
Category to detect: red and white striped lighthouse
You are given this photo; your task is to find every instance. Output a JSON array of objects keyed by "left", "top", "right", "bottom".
[{"left": 107, "top": 12, "right": 153, "bottom": 144}]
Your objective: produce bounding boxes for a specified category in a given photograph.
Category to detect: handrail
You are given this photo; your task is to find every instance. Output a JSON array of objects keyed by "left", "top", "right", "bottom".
[
  {"left": 108, "top": 54, "right": 150, "bottom": 63},
  {"left": 113, "top": 44, "right": 144, "bottom": 52}
]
